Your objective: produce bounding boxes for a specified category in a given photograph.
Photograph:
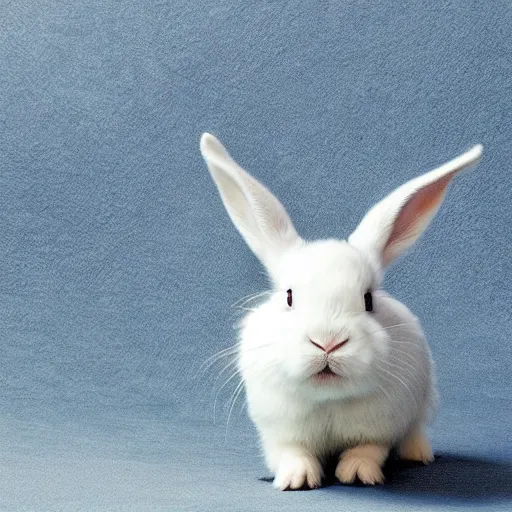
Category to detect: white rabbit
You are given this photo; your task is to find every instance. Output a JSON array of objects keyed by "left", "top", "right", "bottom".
[{"left": 200, "top": 133, "right": 482, "bottom": 490}]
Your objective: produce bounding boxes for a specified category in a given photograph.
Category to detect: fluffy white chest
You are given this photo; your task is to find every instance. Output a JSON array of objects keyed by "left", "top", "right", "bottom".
[{"left": 247, "top": 385, "right": 419, "bottom": 458}]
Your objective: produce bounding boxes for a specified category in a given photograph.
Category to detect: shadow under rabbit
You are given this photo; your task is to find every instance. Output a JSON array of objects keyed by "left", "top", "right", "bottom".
[{"left": 260, "top": 452, "right": 512, "bottom": 504}]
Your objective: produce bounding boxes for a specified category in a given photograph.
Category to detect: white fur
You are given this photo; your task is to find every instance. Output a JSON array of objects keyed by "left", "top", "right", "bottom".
[{"left": 200, "top": 134, "right": 482, "bottom": 489}]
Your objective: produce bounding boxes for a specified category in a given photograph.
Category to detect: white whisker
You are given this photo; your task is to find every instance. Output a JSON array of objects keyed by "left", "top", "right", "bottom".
[
  {"left": 200, "top": 342, "right": 275, "bottom": 378},
  {"left": 388, "top": 338, "right": 421, "bottom": 346},
  {"left": 368, "top": 322, "right": 417, "bottom": 337},
  {"left": 374, "top": 380, "right": 394, "bottom": 403},
  {"left": 374, "top": 364, "right": 419, "bottom": 410},
  {"left": 213, "top": 369, "right": 243, "bottom": 425},
  {"left": 389, "top": 346, "right": 423, "bottom": 363},
  {"left": 238, "top": 398, "right": 248, "bottom": 416},
  {"left": 380, "top": 358, "right": 427, "bottom": 385},
  {"left": 225, "top": 380, "right": 246, "bottom": 442},
  {"left": 387, "top": 354, "right": 428, "bottom": 377},
  {"left": 201, "top": 345, "right": 238, "bottom": 364},
  {"left": 199, "top": 347, "right": 239, "bottom": 374},
  {"left": 231, "top": 290, "right": 272, "bottom": 309},
  {"left": 212, "top": 360, "right": 239, "bottom": 388}
]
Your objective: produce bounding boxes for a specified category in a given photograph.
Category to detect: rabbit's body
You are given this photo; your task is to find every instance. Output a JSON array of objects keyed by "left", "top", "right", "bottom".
[
  {"left": 241, "top": 290, "right": 435, "bottom": 472},
  {"left": 200, "top": 133, "right": 481, "bottom": 489}
]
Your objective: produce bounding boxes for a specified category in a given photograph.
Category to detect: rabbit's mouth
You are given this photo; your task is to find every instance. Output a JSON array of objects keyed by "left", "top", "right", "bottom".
[{"left": 312, "top": 365, "right": 343, "bottom": 384}]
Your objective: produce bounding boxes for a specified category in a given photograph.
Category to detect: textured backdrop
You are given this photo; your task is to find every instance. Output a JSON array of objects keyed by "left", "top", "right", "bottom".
[{"left": 0, "top": 1, "right": 511, "bottom": 511}]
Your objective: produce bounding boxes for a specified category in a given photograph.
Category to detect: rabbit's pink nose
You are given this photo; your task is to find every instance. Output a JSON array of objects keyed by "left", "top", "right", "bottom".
[{"left": 310, "top": 338, "right": 349, "bottom": 354}]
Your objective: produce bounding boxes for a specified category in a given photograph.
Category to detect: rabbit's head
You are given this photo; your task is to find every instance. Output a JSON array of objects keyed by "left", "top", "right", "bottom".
[{"left": 200, "top": 134, "right": 482, "bottom": 399}]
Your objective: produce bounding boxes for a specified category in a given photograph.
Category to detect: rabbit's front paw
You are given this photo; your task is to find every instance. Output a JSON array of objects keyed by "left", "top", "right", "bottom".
[
  {"left": 399, "top": 426, "right": 434, "bottom": 464},
  {"left": 273, "top": 451, "right": 322, "bottom": 490},
  {"left": 336, "top": 444, "right": 389, "bottom": 485}
]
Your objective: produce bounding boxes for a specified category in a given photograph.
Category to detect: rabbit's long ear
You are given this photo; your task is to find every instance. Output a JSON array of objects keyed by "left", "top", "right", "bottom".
[
  {"left": 349, "top": 145, "right": 483, "bottom": 269},
  {"left": 200, "top": 133, "right": 302, "bottom": 273}
]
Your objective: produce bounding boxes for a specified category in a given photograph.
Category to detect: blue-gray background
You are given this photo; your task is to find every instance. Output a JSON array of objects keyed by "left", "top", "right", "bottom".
[{"left": 0, "top": 1, "right": 511, "bottom": 511}]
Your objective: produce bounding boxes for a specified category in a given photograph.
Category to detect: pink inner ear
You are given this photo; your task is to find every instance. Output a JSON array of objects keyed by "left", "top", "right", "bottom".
[{"left": 383, "top": 173, "right": 454, "bottom": 265}]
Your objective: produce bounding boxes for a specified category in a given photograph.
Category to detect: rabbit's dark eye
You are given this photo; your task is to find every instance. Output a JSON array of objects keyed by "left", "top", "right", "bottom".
[
  {"left": 287, "top": 289, "right": 293, "bottom": 307},
  {"left": 364, "top": 291, "right": 373, "bottom": 312}
]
